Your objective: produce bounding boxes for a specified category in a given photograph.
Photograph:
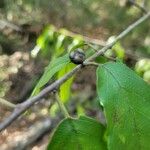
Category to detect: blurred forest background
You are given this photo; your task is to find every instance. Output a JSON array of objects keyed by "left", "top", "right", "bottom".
[{"left": 0, "top": 0, "right": 150, "bottom": 150}]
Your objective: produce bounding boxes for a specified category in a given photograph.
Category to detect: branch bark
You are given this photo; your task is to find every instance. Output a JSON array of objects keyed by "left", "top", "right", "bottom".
[
  {"left": 0, "top": 98, "right": 16, "bottom": 109},
  {"left": 11, "top": 118, "right": 52, "bottom": 150},
  {"left": 85, "top": 11, "right": 150, "bottom": 62},
  {"left": 0, "top": 11, "right": 150, "bottom": 132},
  {"left": 0, "top": 20, "right": 22, "bottom": 31},
  {"left": 129, "top": 0, "right": 147, "bottom": 13}
]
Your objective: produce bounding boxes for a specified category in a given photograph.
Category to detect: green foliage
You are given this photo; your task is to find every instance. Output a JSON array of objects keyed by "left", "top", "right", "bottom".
[
  {"left": 58, "top": 63, "right": 75, "bottom": 103},
  {"left": 31, "top": 54, "right": 70, "bottom": 96},
  {"left": 36, "top": 25, "right": 56, "bottom": 58},
  {"left": 32, "top": 25, "right": 84, "bottom": 59},
  {"left": 1, "top": 0, "right": 150, "bottom": 149},
  {"left": 30, "top": 24, "right": 150, "bottom": 149},
  {"left": 31, "top": 25, "right": 85, "bottom": 98},
  {"left": 97, "top": 62, "right": 150, "bottom": 150},
  {"left": 67, "top": 36, "right": 84, "bottom": 52},
  {"left": 37, "top": 25, "right": 55, "bottom": 50},
  {"left": 135, "top": 59, "right": 150, "bottom": 83},
  {"left": 112, "top": 42, "right": 125, "bottom": 59},
  {"left": 47, "top": 116, "right": 106, "bottom": 150},
  {"left": 54, "top": 34, "right": 66, "bottom": 57},
  {"left": 106, "top": 37, "right": 125, "bottom": 60}
]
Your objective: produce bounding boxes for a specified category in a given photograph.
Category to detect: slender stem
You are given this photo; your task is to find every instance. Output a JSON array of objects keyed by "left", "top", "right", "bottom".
[
  {"left": 0, "top": 98, "right": 16, "bottom": 109},
  {"left": 83, "top": 62, "right": 99, "bottom": 67},
  {"left": 55, "top": 94, "right": 70, "bottom": 118},
  {"left": 129, "top": 0, "right": 147, "bottom": 13},
  {"left": 0, "top": 20, "right": 22, "bottom": 31},
  {"left": 84, "top": 43, "right": 100, "bottom": 52},
  {"left": 85, "top": 43, "right": 116, "bottom": 61},
  {"left": 61, "top": 30, "right": 106, "bottom": 46},
  {"left": 85, "top": 11, "right": 150, "bottom": 62}
]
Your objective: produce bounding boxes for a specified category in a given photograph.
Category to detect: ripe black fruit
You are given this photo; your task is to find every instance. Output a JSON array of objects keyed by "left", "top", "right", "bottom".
[{"left": 69, "top": 49, "right": 85, "bottom": 64}]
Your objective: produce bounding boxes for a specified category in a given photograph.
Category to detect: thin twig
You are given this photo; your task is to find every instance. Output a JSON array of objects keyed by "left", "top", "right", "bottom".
[
  {"left": 85, "top": 43, "right": 116, "bottom": 61},
  {"left": 0, "top": 20, "right": 22, "bottom": 31},
  {"left": 0, "top": 65, "right": 81, "bottom": 132},
  {"left": 55, "top": 94, "right": 70, "bottom": 118},
  {"left": 128, "top": 0, "right": 147, "bottom": 13},
  {"left": 103, "top": 54, "right": 116, "bottom": 61},
  {"left": 0, "top": 19, "right": 105, "bottom": 47},
  {"left": 85, "top": 43, "right": 100, "bottom": 52},
  {"left": 62, "top": 30, "right": 106, "bottom": 46},
  {"left": 0, "top": 11, "right": 150, "bottom": 132},
  {"left": 83, "top": 62, "right": 99, "bottom": 67},
  {"left": 85, "top": 11, "right": 150, "bottom": 62},
  {"left": 0, "top": 98, "right": 16, "bottom": 109}
]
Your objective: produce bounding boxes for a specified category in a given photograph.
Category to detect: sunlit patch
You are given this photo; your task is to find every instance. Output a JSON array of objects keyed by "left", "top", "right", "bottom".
[
  {"left": 119, "top": 134, "right": 126, "bottom": 144},
  {"left": 29, "top": 113, "right": 36, "bottom": 121},
  {"left": 31, "top": 45, "right": 41, "bottom": 58},
  {"left": 41, "top": 108, "right": 48, "bottom": 115}
]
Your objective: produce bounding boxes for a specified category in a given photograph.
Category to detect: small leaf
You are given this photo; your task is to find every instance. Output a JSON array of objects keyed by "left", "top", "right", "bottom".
[
  {"left": 97, "top": 62, "right": 150, "bottom": 150},
  {"left": 31, "top": 54, "right": 70, "bottom": 96},
  {"left": 58, "top": 63, "right": 75, "bottom": 103},
  {"left": 112, "top": 42, "right": 125, "bottom": 59},
  {"left": 47, "top": 116, "right": 106, "bottom": 150},
  {"left": 55, "top": 34, "right": 66, "bottom": 57},
  {"left": 34, "top": 25, "right": 56, "bottom": 58},
  {"left": 68, "top": 36, "right": 84, "bottom": 52},
  {"left": 37, "top": 25, "right": 55, "bottom": 49},
  {"left": 135, "top": 58, "right": 150, "bottom": 75}
]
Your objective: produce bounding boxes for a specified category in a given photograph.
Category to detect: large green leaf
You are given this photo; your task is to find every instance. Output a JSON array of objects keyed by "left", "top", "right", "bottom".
[
  {"left": 97, "top": 62, "right": 150, "bottom": 150},
  {"left": 47, "top": 116, "right": 106, "bottom": 150},
  {"left": 31, "top": 54, "right": 70, "bottom": 96}
]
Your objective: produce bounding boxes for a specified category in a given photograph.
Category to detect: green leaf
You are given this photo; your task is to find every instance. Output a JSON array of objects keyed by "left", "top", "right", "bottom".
[
  {"left": 106, "top": 36, "right": 125, "bottom": 59},
  {"left": 112, "top": 42, "right": 125, "bottom": 59},
  {"left": 37, "top": 25, "right": 55, "bottom": 49},
  {"left": 55, "top": 34, "right": 66, "bottom": 57},
  {"left": 68, "top": 36, "right": 84, "bottom": 52},
  {"left": 135, "top": 58, "right": 150, "bottom": 75},
  {"left": 96, "top": 62, "right": 150, "bottom": 150},
  {"left": 58, "top": 63, "right": 75, "bottom": 103},
  {"left": 31, "top": 54, "right": 70, "bottom": 96},
  {"left": 47, "top": 116, "right": 106, "bottom": 150}
]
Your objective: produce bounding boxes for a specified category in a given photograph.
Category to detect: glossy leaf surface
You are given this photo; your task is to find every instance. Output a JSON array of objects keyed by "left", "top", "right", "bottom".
[
  {"left": 47, "top": 116, "right": 106, "bottom": 150},
  {"left": 97, "top": 62, "right": 150, "bottom": 150}
]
